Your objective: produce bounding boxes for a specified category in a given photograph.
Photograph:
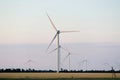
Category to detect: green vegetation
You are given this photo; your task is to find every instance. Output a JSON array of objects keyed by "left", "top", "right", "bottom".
[{"left": 0, "top": 78, "right": 120, "bottom": 80}]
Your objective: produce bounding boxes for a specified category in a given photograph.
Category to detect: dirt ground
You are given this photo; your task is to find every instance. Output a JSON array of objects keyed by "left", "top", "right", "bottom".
[{"left": 0, "top": 73, "right": 120, "bottom": 79}]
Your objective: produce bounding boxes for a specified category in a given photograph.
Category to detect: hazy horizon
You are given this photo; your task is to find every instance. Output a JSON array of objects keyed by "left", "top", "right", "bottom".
[{"left": 0, "top": 43, "right": 120, "bottom": 71}]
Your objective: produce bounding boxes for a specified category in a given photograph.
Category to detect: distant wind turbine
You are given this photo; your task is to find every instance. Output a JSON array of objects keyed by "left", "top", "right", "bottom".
[
  {"left": 103, "top": 63, "right": 116, "bottom": 78},
  {"left": 62, "top": 48, "right": 80, "bottom": 71},
  {"left": 25, "top": 59, "right": 36, "bottom": 69},
  {"left": 78, "top": 59, "right": 88, "bottom": 71},
  {"left": 46, "top": 13, "right": 79, "bottom": 73}
]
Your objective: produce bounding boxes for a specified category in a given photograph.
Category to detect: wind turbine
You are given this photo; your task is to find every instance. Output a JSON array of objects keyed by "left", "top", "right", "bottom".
[
  {"left": 62, "top": 48, "right": 80, "bottom": 71},
  {"left": 78, "top": 59, "right": 88, "bottom": 71},
  {"left": 25, "top": 59, "right": 35, "bottom": 69},
  {"left": 62, "top": 52, "right": 71, "bottom": 71},
  {"left": 103, "top": 63, "right": 116, "bottom": 78},
  {"left": 46, "top": 13, "right": 79, "bottom": 73}
]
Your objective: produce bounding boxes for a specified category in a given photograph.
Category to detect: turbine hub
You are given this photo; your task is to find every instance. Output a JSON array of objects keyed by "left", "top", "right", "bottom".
[{"left": 57, "top": 30, "right": 60, "bottom": 34}]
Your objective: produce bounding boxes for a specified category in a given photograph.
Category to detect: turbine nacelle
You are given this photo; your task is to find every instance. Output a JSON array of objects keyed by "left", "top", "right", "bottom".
[{"left": 57, "top": 30, "right": 60, "bottom": 34}]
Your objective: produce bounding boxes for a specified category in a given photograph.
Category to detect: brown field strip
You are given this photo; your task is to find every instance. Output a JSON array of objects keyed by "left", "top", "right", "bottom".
[{"left": 0, "top": 73, "right": 120, "bottom": 79}]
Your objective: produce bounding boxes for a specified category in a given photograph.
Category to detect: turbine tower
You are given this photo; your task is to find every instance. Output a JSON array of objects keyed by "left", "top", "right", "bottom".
[{"left": 46, "top": 13, "right": 79, "bottom": 73}]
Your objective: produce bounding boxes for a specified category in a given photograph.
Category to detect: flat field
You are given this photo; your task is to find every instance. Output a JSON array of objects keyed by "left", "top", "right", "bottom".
[
  {"left": 0, "top": 73, "right": 120, "bottom": 79},
  {"left": 0, "top": 78, "right": 120, "bottom": 80}
]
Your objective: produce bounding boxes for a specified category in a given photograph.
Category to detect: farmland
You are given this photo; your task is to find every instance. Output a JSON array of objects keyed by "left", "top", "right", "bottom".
[
  {"left": 0, "top": 73, "right": 120, "bottom": 79},
  {"left": 0, "top": 78, "right": 120, "bottom": 80}
]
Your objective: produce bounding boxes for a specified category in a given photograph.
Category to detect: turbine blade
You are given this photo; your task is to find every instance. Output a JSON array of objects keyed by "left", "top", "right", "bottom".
[
  {"left": 48, "top": 48, "right": 57, "bottom": 54},
  {"left": 61, "top": 31, "right": 80, "bottom": 33},
  {"left": 71, "top": 53, "right": 80, "bottom": 55},
  {"left": 61, "top": 46, "right": 69, "bottom": 53},
  {"left": 62, "top": 53, "right": 70, "bottom": 63},
  {"left": 46, "top": 33, "right": 58, "bottom": 51},
  {"left": 61, "top": 46, "right": 80, "bottom": 55},
  {"left": 46, "top": 13, "right": 57, "bottom": 31}
]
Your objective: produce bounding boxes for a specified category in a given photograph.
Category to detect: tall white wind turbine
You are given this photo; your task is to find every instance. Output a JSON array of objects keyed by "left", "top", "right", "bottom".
[{"left": 46, "top": 13, "right": 79, "bottom": 73}]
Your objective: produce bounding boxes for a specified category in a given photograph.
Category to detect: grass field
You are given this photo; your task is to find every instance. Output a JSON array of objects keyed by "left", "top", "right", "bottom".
[{"left": 0, "top": 73, "right": 120, "bottom": 80}]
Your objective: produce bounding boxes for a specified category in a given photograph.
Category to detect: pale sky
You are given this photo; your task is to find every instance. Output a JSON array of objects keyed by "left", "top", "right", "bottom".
[
  {"left": 0, "top": 0, "right": 120, "bottom": 70},
  {"left": 0, "top": 0, "right": 120, "bottom": 44}
]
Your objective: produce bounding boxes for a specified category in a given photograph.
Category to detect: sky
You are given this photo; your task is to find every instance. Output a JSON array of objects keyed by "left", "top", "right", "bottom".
[
  {"left": 0, "top": 0, "right": 120, "bottom": 70},
  {"left": 0, "top": 0, "right": 120, "bottom": 44}
]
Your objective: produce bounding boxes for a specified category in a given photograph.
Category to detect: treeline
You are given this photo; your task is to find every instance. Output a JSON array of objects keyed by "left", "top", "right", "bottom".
[
  {"left": 0, "top": 68, "right": 120, "bottom": 73},
  {"left": 0, "top": 68, "right": 54, "bottom": 73}
]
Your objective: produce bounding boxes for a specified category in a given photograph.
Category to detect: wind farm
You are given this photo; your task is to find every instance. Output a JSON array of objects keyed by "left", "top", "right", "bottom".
[
  {"left": 0, "top": 13, "right": 120, "bottom": 80},
  {"left": 0, "top": 13, "right": 120, "bottom": 79},
  {"left": 0, "top": 0, "right": 120, "bottom": 80}
]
